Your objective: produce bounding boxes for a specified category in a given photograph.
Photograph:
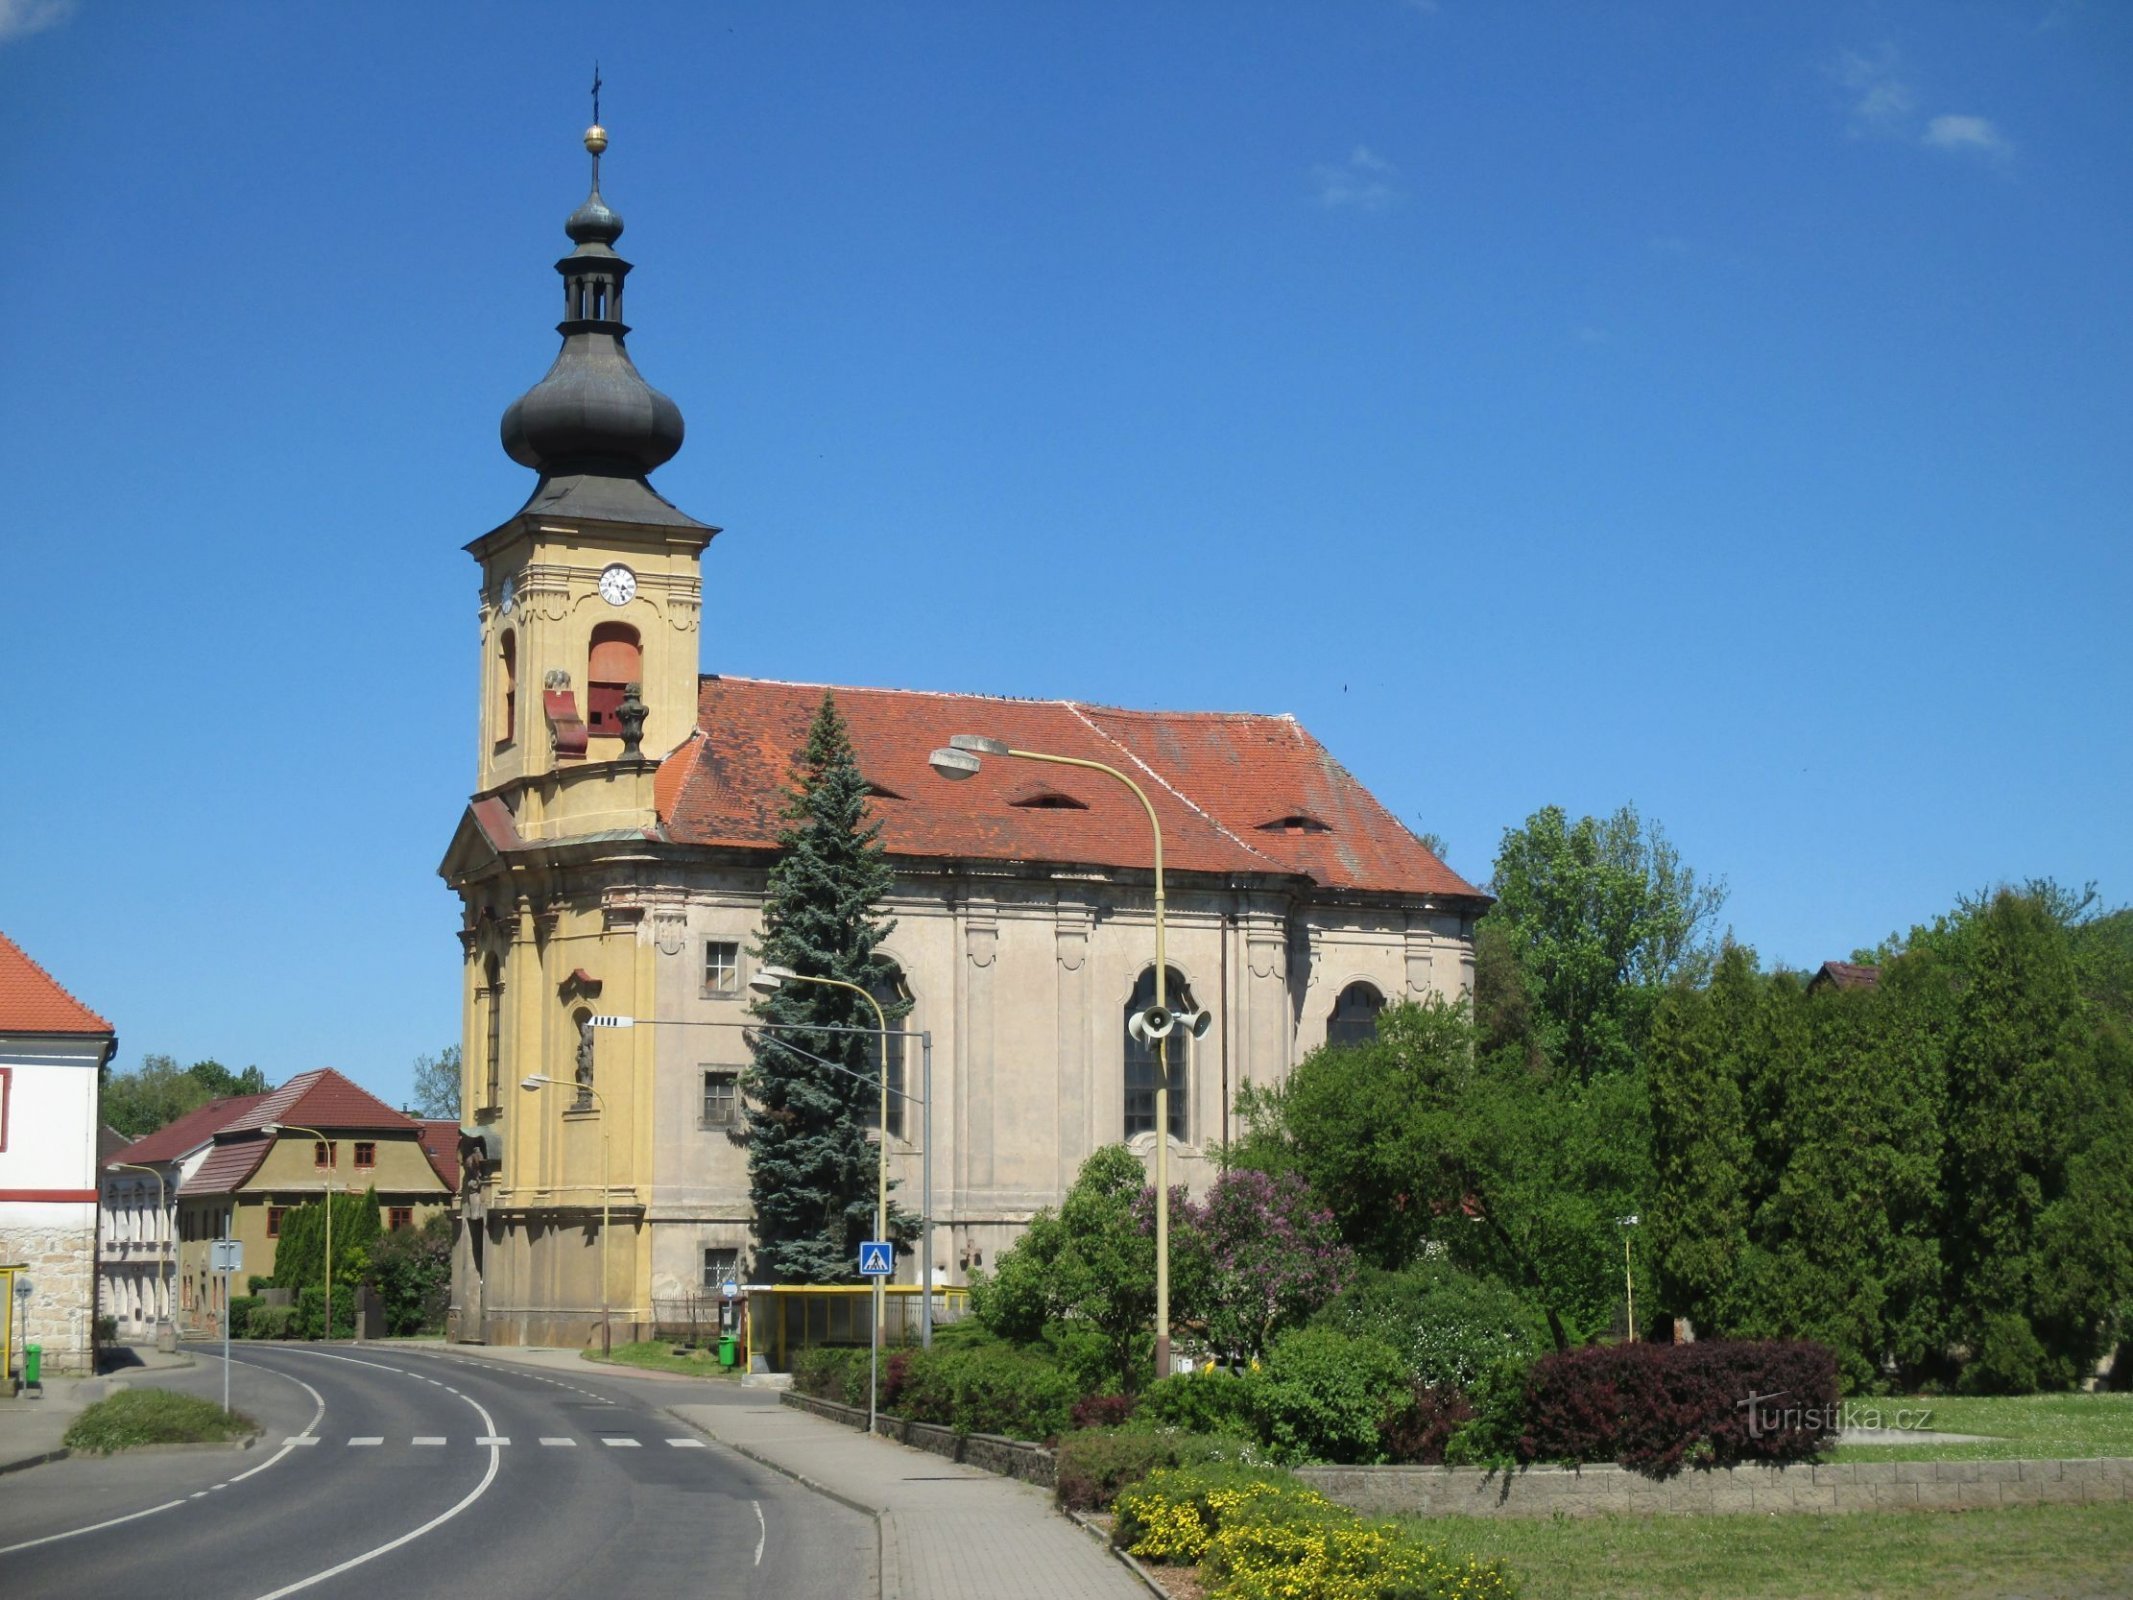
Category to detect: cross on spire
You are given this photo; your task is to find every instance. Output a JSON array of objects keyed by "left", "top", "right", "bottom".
[{"left": 591, "top": 63, "right": 602, "bottom": 128}]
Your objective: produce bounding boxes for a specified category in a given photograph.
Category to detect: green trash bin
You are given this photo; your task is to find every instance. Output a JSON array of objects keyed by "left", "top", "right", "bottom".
[
  {"left": 24, "top": 1344, "right": 41, "bottom": 1386},
  {"left": 717, "top": 1335, "right": 737, "bottom": 1369}
]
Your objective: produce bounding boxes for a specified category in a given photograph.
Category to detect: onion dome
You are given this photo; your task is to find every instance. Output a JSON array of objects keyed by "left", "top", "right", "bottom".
[{"left": 501, "top": 123, "right": 686, "bottom": 479}]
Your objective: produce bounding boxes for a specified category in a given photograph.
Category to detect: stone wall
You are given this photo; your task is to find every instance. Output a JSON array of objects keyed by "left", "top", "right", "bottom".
[
  {"left": 780, "top": 1389, "right": 1056, "bottom": 1489},
  {"left": 1297, "top": 1456, "right": 2133, "bottom": 1517},
  {"left": 0, "top": 1217, "right": 97, "bottom": 1377}
]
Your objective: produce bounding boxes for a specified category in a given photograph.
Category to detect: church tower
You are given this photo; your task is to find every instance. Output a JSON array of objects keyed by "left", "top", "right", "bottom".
[{"left": 467, "top": 117, "right": 714, "bottom": 799}]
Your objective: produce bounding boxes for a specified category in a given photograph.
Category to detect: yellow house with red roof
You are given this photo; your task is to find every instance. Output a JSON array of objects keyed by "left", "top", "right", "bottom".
[
  {"left": 0, "top": 931, "right": 118, "bottom": 1377},
  {"left": 136, "top": 1069, "right": 457, "bottom": 1336},
  {"left": 439, "top": 126, "right": 1488, "bottom": 1348}
]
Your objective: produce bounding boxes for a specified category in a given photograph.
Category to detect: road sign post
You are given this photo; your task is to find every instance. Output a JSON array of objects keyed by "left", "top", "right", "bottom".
[
  {"left": 859, "top": 1241, "right": 893, "bottom": 1434},
  {"left": 211, "top": 1238, "right": 243, "bottom": 1412}
]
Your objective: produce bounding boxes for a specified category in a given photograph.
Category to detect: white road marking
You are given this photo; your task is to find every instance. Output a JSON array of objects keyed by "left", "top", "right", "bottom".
[
  {"left": 348, "top": 1437, "right": 384, "bottom": 1447},
  {"left": 753, "top": 1499, "right": 767, "bottom": 1567},
  {"left": 601, "top": 1436, "right": 641, "bottom": 1447},
  {"left": 0, "top": 1357, "right": 324, "bottom": 1557},
  {"left": 412, "top": 1437, "right": 447, "bottom": 1447},
  {"left": 540, "top": 1437, "right": 576, "bottom": 1447},
  {"left": 286, "top": 1435, "right": 321, "bottom": 1446},
  {"left": 666, "top": 1437, "right": 706, "bottom": 1448},
  {"left": 475, "top": 1436, "right": 509, "bottom": 1446},
  {"left": 243, "top": 1353, "right": 506, "bottom": 1600}
]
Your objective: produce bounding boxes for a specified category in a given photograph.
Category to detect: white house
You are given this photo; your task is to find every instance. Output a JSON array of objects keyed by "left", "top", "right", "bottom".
[{"left": 0, "top": 931, "right": 117, "bottom": 1377}]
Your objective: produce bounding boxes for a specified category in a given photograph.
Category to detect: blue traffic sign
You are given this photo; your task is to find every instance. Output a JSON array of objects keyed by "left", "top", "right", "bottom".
[{"left": 858, "top": 1241, "right": 893, "bottom": 1276}]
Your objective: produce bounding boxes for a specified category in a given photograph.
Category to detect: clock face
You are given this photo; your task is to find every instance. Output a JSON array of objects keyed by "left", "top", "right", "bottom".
[
  {"left": 499, "top": 576, "right": 518, "bottom": 615},
  {"left": 598, "top": 563, "right": 638, "bottom": 606}
]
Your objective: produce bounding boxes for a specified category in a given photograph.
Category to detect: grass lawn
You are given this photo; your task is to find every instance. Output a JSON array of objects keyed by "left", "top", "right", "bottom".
[
  {"left": 1832, "top": 1391, "right": 2133, "bottom": 1461},
  {"left": 63, "top": 1388, "right": 257, "bottom": 1454},
  {"left": 585, "top": 1340, "right": 736, "bottom": 1378},
  {"left": 1416, "top": 1502, "right": 2133, "bottom": 1600}
]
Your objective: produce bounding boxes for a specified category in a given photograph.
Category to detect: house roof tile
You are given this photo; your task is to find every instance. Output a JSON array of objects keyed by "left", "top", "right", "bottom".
[
  {"left": 111, "top": 1094, "right": 268, "bottom": 1168},
  {"left": 417, "top": 1120, "right": 462, "bottom": 1193},
  {"left": 218, "top": 1068, "right": 422, "bottom": 1138},
  {"left": 658, "top": 677, "right": 1482, "bottom": 902},
  {"left": 0, "top": 931, "right": 113, "bottom": 1035}
]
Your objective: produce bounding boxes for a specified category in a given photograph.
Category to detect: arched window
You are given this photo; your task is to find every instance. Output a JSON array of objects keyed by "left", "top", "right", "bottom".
[
  {"left": 587, "top": 623, "right": 641, "bottom": 737},
  {"left": 867, "top": 965, "right": 913, "bottom": 1140},
  {"left": 1124, "top": 966, "right": 1192, "bottom": 1141},
  {"left": 498, "top": 630, "right": 517, "bottom": 745},
  {"left": 1327, "top": 981, "right": 1386, "bottom": 1049}
]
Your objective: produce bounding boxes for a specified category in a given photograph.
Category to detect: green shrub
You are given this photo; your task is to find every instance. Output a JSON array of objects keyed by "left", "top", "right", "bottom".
[
  {"left": 1053, "top": 1428, "right": 1242, "bottom": 1511},
  {"left": 364, "top": 1214, "right": 451, "bottom": 1335},
  {"left": 63, "top": 1388, "right": 256, "bottom": 1453},
  {"left": 792, "top": 1346, "right": 871, "bottom": 1407},
  {"left": 227, "top": 1296, "right": 263, "bottom": 1335},
  {"left": 1135, "top": 1368, "right": 1262, "bottom": 1440},
  {"left": 294, "top": 1285, "right": 356, "bottom": 1341},
  {"left": 1961, "top": 1313, "right": 2054, "bottom": 1395},
  {"left": 247, "top": 1275, "right": 273, "bottom": 1294},
  {"left": 893, "top": 1342, "right": 1080, "bottom": 1441},
  {"left": 245, "top": 1304, "right": 297, "bottom": 1340},
  {"left": 1316, "top": 1262, "right": 1549, "bottom": 1391},
  {"left": 1442, "top": 1354, "right": 1532, "bottom": 1468},
  {"left": 1255, "top": 1326, "right": 1408, "bottom": 1464}
]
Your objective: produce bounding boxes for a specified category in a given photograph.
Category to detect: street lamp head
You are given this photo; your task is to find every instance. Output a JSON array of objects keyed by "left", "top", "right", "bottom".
[
  {"left": 520, "top": 1076, "right": 549, "bottom": 1092},
  {"left": 948, "top": 734, "right": 1010, "bottom": 756},
  {"left": 748, "top": 964, "right": 797, "bottom": 995},
  {"left": 1618, "top": 1214, "right": 1640, "bottom": 1228},
  {"left": 259, "top": 1122, "right": 282, "bottom": 1137},
  {"left": 928, "top": 747, "right": 981, "bottom": 781}
]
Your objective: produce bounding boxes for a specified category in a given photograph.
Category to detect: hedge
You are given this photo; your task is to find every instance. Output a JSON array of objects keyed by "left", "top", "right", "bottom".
[
  {"left": 1520, "top": 1338, "right": 1839, "bottom": 1477},
  {"left": 245, "top": 1304, "right": 298, "bottom": 1340},
  {"left": 795, "top": 1341, "right": 1082, "bottom": 1442},
  {"left": 1053, "top": 1428, "right": 1240, "bottom": 1511}
]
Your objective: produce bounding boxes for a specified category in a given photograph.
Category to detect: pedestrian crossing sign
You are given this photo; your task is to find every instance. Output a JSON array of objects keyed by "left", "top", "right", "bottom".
[{"left": 858, "top": 1241, "right": 893, "bottom": 1276}]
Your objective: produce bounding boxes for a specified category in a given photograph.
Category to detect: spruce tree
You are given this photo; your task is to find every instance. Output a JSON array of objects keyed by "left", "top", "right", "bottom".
[{"left": 746, "top": 692, "right": 905, "bottom": 1283}]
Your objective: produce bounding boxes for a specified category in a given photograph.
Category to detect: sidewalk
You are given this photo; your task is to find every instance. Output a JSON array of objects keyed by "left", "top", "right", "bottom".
[
  {"left": 0, "top": 1344, "right": 196, "bottom": 1475},
  {"left": 456, "top": 1344, "right": 1145, "bottom": 1600}
]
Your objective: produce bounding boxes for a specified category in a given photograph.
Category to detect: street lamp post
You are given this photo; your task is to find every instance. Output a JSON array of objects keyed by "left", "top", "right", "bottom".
[
  {"left": 1618, "top": 1215, "right": 1640, "bottom": 1343},
  {"left": 520, "top": 1075, "right": 611, "bottom": 1353},
  {"left": 749, "top": 965, "right": 893, "bottom": 1435},
  {"left": 930, "top": 733, "right": 1182, "bottom": 1378},
  {"left": 110, "top": 1161, "right": 171, "bottom": 1345},
  {"left": 262, "top": 1123, "right": 333, "bottom": 1340}
]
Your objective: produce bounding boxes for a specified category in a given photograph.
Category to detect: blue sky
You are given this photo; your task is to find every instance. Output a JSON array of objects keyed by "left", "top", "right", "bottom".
[{"left": 4, "top": 2, "right": 2127, "bottom": 1107}]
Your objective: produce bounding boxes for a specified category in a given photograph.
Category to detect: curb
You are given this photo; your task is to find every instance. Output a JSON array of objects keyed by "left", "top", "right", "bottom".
[
  {"left": 1069, "top": 1510, "right": 1169, "bottom": 1600},
  {"left": 664, "top": 1406, "right": 897, "bottom": 1600},
  {"left": 0, "top": 1448, "right": 70, "bottom": 1476}
]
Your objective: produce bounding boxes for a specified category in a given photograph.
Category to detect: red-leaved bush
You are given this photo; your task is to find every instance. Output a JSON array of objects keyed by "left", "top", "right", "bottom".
[
  {"left": 1378, "top": 1381, "right": 1475, "bottom": 1465},
  {"left": 1519, "top": 1340, "right": 1839, "bottom": 1478},
  {"left": 1071, "top": 1391, "right": 1141, "bottom": 1430}
]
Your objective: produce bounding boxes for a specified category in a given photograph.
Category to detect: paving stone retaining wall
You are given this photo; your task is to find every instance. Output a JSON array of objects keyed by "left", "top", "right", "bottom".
[
  {"left": 1296, "top": 1456, "right": 2133, "bottom": 1517},
  {"left": 781, "top": 1390, "right": 1057, "bottom": 1489}
]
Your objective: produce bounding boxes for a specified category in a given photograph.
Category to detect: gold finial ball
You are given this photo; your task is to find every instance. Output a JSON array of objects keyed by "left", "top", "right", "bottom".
[{"left": 584, "top": 124, "right": 608, "bottom": 155}]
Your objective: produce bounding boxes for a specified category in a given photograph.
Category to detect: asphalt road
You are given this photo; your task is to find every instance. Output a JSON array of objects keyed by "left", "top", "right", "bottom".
[{"left": 0, "top": 1345, "right": 872, "bottom": 1600}]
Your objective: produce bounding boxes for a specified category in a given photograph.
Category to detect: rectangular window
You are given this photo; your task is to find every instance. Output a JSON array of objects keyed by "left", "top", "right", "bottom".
[
  {"left": 313, "top": 1140, "right": 337, "bottom": 1170},
  {"left": 353, "top": 1142, "right": 376, "bottom": 1170},
  {"left": 702, "top": 1247, "right": 740, "bottom": 1292},
  {"left": 700, "top": 1070, "right": 739, "bottom": 1128},
  {"left": 266, "top": 1206, "right": 287, "bottom": 1239},
  {"left": 388, "top": 1207, "right": 414, "bottom": 1232},
  {"left": 702, "top": 941, "right": 740, "bottom": 996},
  {"left": 0, "top": 1064, "right": 10, "bottom": 1151},
  {"left": 485, "top": 979, "right": 503, "bottom": 1107}
]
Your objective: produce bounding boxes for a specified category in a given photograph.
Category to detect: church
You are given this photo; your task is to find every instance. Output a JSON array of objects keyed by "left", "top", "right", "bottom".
[{"left": 442, "top": 121, "right": 1486, "bottom": 1348}]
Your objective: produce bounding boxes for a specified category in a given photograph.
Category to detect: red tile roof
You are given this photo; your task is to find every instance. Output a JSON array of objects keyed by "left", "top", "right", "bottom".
[
  {"left": 182, "top": 1135, "right": 275, "bottom": 1197},
  {"left": 218, "top": 1068, "right": 422, "bottom": 1138},
  {"left": 657, "top": 677, "right": 1482, "bottom": 901},
  {"left": 112, "top": 1094, "right": 268, "bottom": 1168},
  {"left": 0, "top": 931, "right": 113, "bottom": 1035},
  {"left": 417, "top": 1120, "right": 462, "bottom": 1193}
]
